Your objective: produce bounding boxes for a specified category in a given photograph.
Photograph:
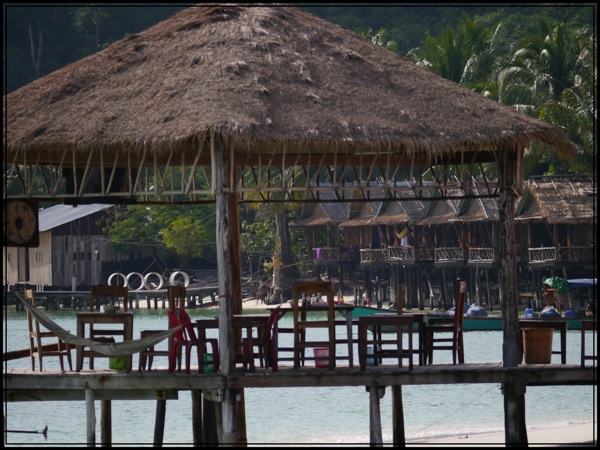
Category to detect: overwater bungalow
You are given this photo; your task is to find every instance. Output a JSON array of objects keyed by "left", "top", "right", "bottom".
[{"left": 515, "top": 176, "right": 596, "bottom": 307}]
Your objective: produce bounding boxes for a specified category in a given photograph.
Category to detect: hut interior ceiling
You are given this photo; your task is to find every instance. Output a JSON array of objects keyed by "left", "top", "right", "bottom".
[{"left": 5, "top": 146, "right": 503, "bottom": 204}]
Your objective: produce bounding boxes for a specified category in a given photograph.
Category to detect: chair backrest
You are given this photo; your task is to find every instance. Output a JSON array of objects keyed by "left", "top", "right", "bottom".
[
  {"left": 90, "top": 285, "right": 129, "bottom": 312},
  {"left": 454, "top": 279, "right": 467, "bottom": 327},
  {"left": 292, "top": 280, "right": 334, "bottom": 313},
  {"left": 168, "top": 285, "right": 186, "bottom": 311},
  {"left": 264, "top": 304, "right": 282, "bottom": 342},
  {"left": 175, "top": 307, "right": 197, "bottom": 341},
  {"left": 25, "top": 289, "right": 39, "bottom": 335},
  {"left": 167, "top": 309, "right": 185, "bottom": 341}
]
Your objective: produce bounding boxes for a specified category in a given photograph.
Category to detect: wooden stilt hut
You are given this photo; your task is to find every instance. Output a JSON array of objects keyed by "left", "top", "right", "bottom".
[
  {"left": 4, "top": 5, "right": 578, "bottom": 446},
  {"left": 515, "top": 176, "right": 596, "bottom": 309}
]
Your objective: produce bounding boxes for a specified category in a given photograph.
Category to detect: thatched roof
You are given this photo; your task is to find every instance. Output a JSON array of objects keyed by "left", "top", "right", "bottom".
[
  {"left": 5, "top": 4, "right": 576, "bottom": 168},
  {"left": 295, "top": 184, "right": 348, "bottom": 226},
  {"left": 515, "top": 178, "right": 596, "bottom": 224}
]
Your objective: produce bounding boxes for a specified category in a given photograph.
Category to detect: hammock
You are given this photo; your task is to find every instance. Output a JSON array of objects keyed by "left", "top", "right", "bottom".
[{"left": 15, "top": 292, "right": 181, "bottom": 357}]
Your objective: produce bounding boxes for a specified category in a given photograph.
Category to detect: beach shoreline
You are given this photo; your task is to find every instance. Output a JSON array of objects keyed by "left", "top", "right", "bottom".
[{"left": 406, "top": 422, "right": 596, "bottom": 446}]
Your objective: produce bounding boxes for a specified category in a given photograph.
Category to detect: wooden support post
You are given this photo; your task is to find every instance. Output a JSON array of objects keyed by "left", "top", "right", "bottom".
[
  {"left": 154, "top": 391, "right": 166, "bottom": 447},
  {"left": 191, "top": 390, "right": 203, "bottom": 445},
  {"left": 212, "top": 133, "right": 245, "bottom": 445},
  {"left": 502, "top": 383, "right": 528, "bottom": 446},
  {"left": 203, "top": 395, "right": 220, "bottom": 445},
  {"left": 100, "top": 400, "right": 111, "bottom": 447},
  {"left": 392, "top": 385, "right": 405, "bottom": 446},
  {"left": 498, "top": 147, "right": 527, "bottom": 445},
  {"left": 368, "top": 385, "right": 385, "bottom": 446},
  {"left": 85, "top": 389, "right": 96, "bottom": 447}
]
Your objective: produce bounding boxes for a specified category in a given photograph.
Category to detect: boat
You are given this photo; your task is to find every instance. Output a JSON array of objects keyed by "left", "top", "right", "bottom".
[
  {"left": 347, "top": 305, "right": 594, "bottom": 331},
  {"left": 346, "top": 278, "right": 596, "bottom": 331}
]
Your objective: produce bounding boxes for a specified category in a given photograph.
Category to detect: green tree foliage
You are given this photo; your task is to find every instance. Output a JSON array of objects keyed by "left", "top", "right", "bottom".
[
  {"left": 406, "top": 13, "right": 595, "bottom": 177},
  {"left": 407, "top": 17, "right": 502, "bottom": 86},
  {"left": 103, "top": 204, "right": 216, "bottom": 271},
  {"left": 505, "top": 19, "right": 595, "bottom": 175}
]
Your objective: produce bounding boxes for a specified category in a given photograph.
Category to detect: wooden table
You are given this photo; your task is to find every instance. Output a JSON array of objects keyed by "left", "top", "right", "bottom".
[
  {"left": 76, "top": 312, "right": 134, "bottom": 372},
  {"left": 268, "top": 304, "right": 356, "bottom": 368},
  {"left": 197, "top": 314, "right": 271, "bottom": 372}
]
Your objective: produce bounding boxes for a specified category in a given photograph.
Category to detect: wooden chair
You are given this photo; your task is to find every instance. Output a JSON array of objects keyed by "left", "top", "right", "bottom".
[
  {"left": 237, "top": 309, "right": 283, "bottom": 371},
  {"left": 425, "top": 279, "right": 467, "bottom": 364},
  {"left": 195, "top": 318, "right": 222, "bottom": 374},
  {"left": 581, "top": 320, "right": 596, "bottom": 366},
  {"left": 84, "top": 285, "right": 129, "bottom": 369},
  {"left": 292, "top": 280, "right": 336, "bottom": 369},
  {"left": 358, "top": 315, "right": 414, "bottom": 370},
  {"left": 139, "top": 285, "right": 186, "bottom": 370},
  {"left": 90, "top": 284, "right": 129, "bottom": 312},
  {"left": 25, "top": 290, "right": 72, "bottom": 371}
]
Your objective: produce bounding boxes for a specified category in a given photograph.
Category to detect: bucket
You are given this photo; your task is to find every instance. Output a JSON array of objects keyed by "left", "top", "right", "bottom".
[
  {"left": 313, "top": 348, "right": 329, "bottom": 368},
  {"left": 109, "top": 357, "right": 126, "bottom": 370},
  {"left": 366, "top": 345, "right": 375, "bottom": 366},
  {"left": 203, "top": 353, "right": 215, "bottom": 374},
  {"left": 522, "top": 328, "right": 553, "bottom": 364}
]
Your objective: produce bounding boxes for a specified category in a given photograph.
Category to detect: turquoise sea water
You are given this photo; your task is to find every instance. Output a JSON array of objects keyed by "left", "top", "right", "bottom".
[{"left": 3, "top": 307, "right": 596, "bottom": 446}]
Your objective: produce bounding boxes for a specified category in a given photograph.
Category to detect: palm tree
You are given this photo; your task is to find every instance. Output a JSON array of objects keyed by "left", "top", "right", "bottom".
[
  {"left": 407, "top": 17, "right": 502, "bottom": 87},
  {"left": 505, "top": 20, "right": 595, "bottom": 174}
]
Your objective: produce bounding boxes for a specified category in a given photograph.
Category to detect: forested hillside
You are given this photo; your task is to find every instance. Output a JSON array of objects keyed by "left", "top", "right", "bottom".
[{"left": 4, "top": 4, "right": 595, "bottom": 176}]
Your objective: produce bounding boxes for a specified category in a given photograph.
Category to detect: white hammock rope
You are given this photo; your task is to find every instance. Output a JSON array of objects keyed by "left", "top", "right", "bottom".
[{"left": 15, "top": 292, "right": 181, "bottom": 357}]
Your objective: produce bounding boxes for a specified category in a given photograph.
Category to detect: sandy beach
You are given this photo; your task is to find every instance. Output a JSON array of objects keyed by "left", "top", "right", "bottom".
[{"left": 408, "top": 422, "right": 596, "bottom": 446}]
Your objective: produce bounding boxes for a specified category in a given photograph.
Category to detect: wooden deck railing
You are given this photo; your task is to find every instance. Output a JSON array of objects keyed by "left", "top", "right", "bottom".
[
  {"left": 558, "top": 245, "right": 594, "bottom": 263},
  {"left": 388, "top": 245, "right": 415, "bottom": 262},
  {"left": 312, "top": 247, "right": 339, "bottom": 262},
  {"left": 468, "top": 247, "right": 496, "bottom": 263},
  {"left": 359, "top": 248, "right": 388, "bottom": 263},
  {"left": 528, "top": 247, "right": 556, "bottom": 263},
  {"left": 434, "top": 247, "right": 466, "bottom": 263}
]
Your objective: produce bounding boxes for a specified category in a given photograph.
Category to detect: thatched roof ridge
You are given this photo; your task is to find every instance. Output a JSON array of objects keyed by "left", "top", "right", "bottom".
[{"left": 5, "top": 4, "right": 576, "bottom": 164}]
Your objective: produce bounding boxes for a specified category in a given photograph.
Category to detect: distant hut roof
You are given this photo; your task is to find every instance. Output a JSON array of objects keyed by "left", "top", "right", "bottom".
[
  {"left": 451, "top": 181, "right": 500, "bottom": 223},
  {"left": 5, "top": 4, "right": 576, "bottom": 169},
  {"left": 295, "top": 184, "right": 348, "bottom": 226},
  {"left": 338, "top": 184, "right": 384, "bottom": 227},
  {"left": 515, "top": 178, "right": 596, "bottom": 224},
  {"left": 39, "top": 204, "right": 113, "bottom": 232}
]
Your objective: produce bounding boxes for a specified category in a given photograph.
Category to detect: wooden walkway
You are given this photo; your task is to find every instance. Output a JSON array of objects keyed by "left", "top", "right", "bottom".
[{"left": 4, "top": 363, "right": 595, "bottom": 402}]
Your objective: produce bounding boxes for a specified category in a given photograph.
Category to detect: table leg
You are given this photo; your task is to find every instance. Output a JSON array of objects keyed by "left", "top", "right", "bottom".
[
  {"left": 76, "top": 320, "right": 84, "bottom": 372},
  {"left": 346, "top": 313, "right": 354, "bottom": 368}
]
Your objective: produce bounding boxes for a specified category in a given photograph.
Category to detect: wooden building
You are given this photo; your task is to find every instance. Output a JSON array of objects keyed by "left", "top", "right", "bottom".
[
  {"left": 515, "top": 176, "right": 596, "bottom": 306},
  {"left": 2, "top": 204, "right": 151, "bottom": 291}
]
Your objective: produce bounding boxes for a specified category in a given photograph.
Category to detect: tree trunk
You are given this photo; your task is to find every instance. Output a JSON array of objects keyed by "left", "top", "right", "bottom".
[{"left": 275, "top": 208, "right": 300, "bottom": 288}]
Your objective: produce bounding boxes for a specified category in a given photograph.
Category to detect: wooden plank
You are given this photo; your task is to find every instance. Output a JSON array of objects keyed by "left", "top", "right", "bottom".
[
  {"left": 3, "top": 365, "right": 595, "bottom": 394},
  {"left": 3, "top": 343, "right": 60, "bottom": 361},
  {"left": 5, "top": 389, "right": 179, "bottom": 402}
]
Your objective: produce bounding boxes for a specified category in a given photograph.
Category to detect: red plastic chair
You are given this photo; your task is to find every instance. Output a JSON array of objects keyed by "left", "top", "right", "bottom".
[
  {"left": 168, "top": 308, "right": 202, "bottom": 373},
  {"left": 263, "top": 304, "right": 282, "bottom": 372}
]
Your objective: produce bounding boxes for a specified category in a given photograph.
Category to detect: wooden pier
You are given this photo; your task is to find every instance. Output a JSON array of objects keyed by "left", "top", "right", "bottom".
[{"left": 4, "top": 363, "right": 595, "bottom": 446}]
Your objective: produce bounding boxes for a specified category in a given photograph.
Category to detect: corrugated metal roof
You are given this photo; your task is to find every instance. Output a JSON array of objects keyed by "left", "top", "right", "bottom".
[{"left": 39, "top": 204, "right": 113, "bottom": 231}]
